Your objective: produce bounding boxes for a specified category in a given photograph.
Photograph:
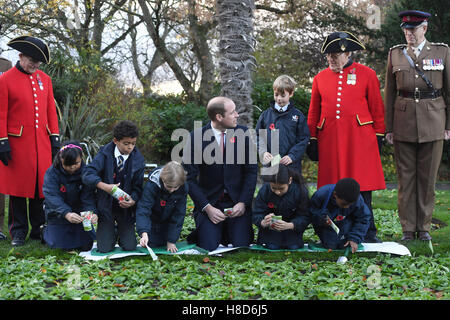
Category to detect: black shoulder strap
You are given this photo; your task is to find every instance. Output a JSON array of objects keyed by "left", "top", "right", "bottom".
[{"left": 402, "top": 48, "right": 436, "bottom": 91}]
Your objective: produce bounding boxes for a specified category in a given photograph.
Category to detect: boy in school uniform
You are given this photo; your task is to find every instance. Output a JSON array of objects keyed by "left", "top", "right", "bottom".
[
  {"left": 310, "top": 178, "right": 370, "bottom": 253},
  {"left": 82, "top": 120, "right": 145, "bottom": 253},
  {"left": 255, "top": 75, "right": 310, "bottom": 173},
  {"left": 136, "top": 161, "right": 188, "bottom": 253}
]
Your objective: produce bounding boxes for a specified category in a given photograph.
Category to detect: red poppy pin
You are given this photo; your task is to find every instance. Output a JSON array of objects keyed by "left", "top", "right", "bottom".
[
  {"left": 60, "top": 185, "right": 66, "bottom": 193},
  {"left": 267, "top": 202, "right": 274, "bottom": 208},
  {"left": 269, "top": 123, "right": 275, "bottom": 130},
  {"left": 229, "top": 136, "right": 236, "bottom": 143},
  {"left": 336, "top": 215, "right": 344, "bottom": 221},
  {"left": 160, "top": 200, "right": 166, "bottom": 207}
]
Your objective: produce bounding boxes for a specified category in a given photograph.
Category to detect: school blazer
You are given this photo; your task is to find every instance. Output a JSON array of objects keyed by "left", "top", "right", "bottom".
[
  {"left": 82, "top": 142, "right": 145, "bottom": 221},
  {"left": 135, "top": 167, "right": 188, "bottom": 243},
  {"left": 309, "top": 184, "right": 370, "bottom": 244},
  {"left": 43, "top": 163, "right": 96, "bottom": 225}
]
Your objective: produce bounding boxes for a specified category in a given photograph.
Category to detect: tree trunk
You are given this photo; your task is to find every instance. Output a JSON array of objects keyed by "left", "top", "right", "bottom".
[
  {"left": 187, "top": 0, "right": 216, "bottom": 106},
  {"left": 216, "top": 0, "right": 256, "bottom": 128}
]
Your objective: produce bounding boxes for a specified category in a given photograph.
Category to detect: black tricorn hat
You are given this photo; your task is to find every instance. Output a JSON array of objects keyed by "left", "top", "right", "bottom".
[
  {"left": 398, "top": 10, "right": 431, "bottom": 29},
  {"left": 7, "top": 36, "right": 50, "bottom": 64},
  {"left": 321, "top": 31, "right": 365, "bottom": 54}
]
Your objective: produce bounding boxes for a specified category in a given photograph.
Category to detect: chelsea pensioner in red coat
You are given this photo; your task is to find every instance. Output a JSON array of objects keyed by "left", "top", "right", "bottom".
[
  {"left": 308, "top": 55, "right": 386, "bottom": 192},
  {"left": 0, "top": 47, "right": 59, "bottom": 198}
]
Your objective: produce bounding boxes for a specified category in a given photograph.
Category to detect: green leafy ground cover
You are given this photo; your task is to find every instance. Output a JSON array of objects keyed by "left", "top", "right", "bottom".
[{"left": 0, "top": 189, "right": 448, "bottom": 300}]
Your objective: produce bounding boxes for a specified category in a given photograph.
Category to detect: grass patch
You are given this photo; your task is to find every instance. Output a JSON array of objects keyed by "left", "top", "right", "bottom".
[{"left": 0, "top": 189, "right": 448, "bottom": 300}]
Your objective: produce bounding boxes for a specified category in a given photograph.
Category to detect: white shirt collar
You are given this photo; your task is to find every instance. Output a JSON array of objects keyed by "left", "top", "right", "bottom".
[
  {"left": 210, "top": 122, "right": 226, "bottom": 144},
  {"left": 412, "top": 39, "right": 426, "bottom": 54},
  {"left": 114, "top": 146, "right": 130, "bottom": 163},
  {"left": 274, "top": 103, "right": 288, "bottom": 113}
]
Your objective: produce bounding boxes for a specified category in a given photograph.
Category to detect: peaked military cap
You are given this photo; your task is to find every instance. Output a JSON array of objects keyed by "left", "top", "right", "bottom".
[
  {"left": 398, "top": 10, "right": 431, "bottom": 29},
  {"left": 7, "top": 36, "right": 50, "bottom": 64},
  {"left": 321, "top": 31, "right": 365, "bottom": 54}
]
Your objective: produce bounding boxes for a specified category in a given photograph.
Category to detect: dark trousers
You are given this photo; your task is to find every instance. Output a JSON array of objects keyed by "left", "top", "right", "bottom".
[
  {"left": 195, "top": 195, "right": 254, "bottom": 252},
  {"left": 0, "top": 193, "right": 5, "bottom": 233},
  {"left": 96, "top": 208, "right": 137, "bottom": 253},
  {"left": 314, "top": 219, "right": 353, "bottom": 250},
  {"left": 8, "top": 186, "right": 45, "bottom": 240},
  {"left": 361, "top": 191, "right": 378, "bottom": 240}
]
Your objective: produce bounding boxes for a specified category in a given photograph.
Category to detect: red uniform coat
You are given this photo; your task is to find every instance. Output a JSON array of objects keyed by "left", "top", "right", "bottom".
[
  {"left": 307, "top": 62, "right": 386, "bottom": 192},
  {"left": 0, "top": 67, "right": 59, "bottom": 198}
]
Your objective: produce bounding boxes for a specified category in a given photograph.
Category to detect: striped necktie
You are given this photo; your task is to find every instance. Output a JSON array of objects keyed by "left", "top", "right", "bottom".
[{"left": 117, "top": 155, "right": 124, "bottom": 172}]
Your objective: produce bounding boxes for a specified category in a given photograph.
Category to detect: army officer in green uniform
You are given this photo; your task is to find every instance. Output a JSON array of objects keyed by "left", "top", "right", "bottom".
[{"left": 384, "top": 10, "right": 450, "bottom": 241}]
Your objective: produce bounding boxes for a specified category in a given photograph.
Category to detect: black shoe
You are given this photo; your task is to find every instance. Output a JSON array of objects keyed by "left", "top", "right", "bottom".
[
  {"left": 401, "top": 231, "right": 415, "bottom": 241},
  {"left": 0, "top": 231, "right": 6, "bottom": 240},
  {"left": 39, "top": 224, "right": 46, "bottom": 244},
  {"left": 11, "top": 238, "right": 25, "bottom": 246},
  {"left": 418, "top": 231, "right": 432, "bottom": 241}
]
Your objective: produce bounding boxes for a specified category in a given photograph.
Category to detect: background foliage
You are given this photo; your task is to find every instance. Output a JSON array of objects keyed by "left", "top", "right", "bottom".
[{"left": 5, "top": 0, "right": 447, "bottom": 179}]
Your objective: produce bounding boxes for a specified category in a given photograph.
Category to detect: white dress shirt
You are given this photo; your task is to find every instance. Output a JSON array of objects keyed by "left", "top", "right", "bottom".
[{"left": 114, "top": 146, "right": 129, "bottom": 166}]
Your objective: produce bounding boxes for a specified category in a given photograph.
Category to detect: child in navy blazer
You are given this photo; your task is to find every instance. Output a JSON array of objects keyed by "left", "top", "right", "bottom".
[
  {"left": 42, "top": 141, "right": 97, "bottom": 250},
  {"left": 136, "top": 161, "right": 188, "bottom": 253},
  {"left": 310, "top": 178, "right": 370, "bottom": 253},
  {"left": 82, "top": 120, "right": 145, "bottom": 253},
  {"left": 255, "top": 75, "right": 310, "bottom": 173},
  {"left": 252, "top": 164, "right": 310, "bottom": 249}
]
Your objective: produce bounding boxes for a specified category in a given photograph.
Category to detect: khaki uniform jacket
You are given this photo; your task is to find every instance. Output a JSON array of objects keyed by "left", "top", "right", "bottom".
[
  {"left": 384, "top": 41, "right": 450, "bottom": 143},
  {"left": 0, "top": 57, "right": 12, "bottom": 74}
]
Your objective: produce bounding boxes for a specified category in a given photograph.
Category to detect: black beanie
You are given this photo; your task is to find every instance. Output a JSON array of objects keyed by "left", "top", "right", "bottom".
[{"left": 334, "top": 178, "right": 360, "bottom": 203}]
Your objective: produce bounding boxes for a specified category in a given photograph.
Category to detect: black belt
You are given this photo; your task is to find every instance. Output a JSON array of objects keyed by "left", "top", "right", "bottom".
[{"left": 398, "top": 89, "right": 442, "bottom": 100}]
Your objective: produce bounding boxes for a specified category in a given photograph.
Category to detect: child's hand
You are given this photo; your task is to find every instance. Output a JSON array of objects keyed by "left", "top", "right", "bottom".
[
  {"left": 119, "top": 197, "right": 135, "bottom": 208},
  {"left": 344, "top": 240, "right": 359, "bottom": 253},
  {"left": 271, "top": 220, "right": 294, "bottom": 231},
  {"left": 91, "top": 214, "right": 98, "bottom": 224},
  {"left": 280, "top": 155, "right": 292, "bottom": 165},
  {"left": 97, "top": 182, "right": 120, "bottom": 194},
  {"left": 167, "top": 242, "right": 178, "bottom": 253},
  {"left": 65, "top": 212, "right": 83, "bottom": 224},
  {"left": 262, "top": 152, "right": 273, "bottom": 165},
  {"left": 140, "top": 232, "right": 149, "bottom": 248},
  {"left": 261, "top": 213, "right": 274, "bottom": 228}
]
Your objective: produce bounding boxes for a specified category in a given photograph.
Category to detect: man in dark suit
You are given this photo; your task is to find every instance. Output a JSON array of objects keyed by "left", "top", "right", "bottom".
[{"left": 183, "top": 96, "right": 258, "bottom": 251}]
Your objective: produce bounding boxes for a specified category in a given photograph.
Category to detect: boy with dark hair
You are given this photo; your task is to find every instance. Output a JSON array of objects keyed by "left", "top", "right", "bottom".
[
  {"left": 82, "top": 120, "right": 145, "bottom": 253},
  {"left": 310, "top": 178, "right": 370, "bottom": 253}
]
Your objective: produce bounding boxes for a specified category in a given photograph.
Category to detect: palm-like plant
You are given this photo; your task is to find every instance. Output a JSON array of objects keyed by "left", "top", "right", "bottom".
[{"left": 57, "top": 94, "right": 113, "bottom": 163}]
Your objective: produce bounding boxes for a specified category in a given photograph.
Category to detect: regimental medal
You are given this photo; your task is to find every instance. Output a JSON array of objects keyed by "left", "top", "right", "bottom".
[
  {"left": 347, "top": 73, "right": 356, "bottom": 85},
  {"left": 423, "top": 59, "right": 444, "bottom": 70},
  {"left": 36, "top": 73, "right": 44, "bottom": 90}
]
